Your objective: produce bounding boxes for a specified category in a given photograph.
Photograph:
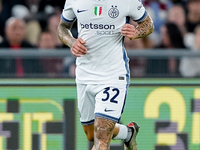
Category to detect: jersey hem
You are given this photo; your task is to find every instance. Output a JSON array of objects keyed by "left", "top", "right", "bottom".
[{"left": 75, "top": 80, "right": 130, "bottom": 85}]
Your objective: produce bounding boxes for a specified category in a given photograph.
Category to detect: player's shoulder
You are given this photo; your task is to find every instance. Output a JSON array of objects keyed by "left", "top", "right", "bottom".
[
  {"left": 64, "top": 0, "right": 76, "bottom": 6},
  {"left": 64, "top": 0, "right": 75, "bottom": 2},
  {"left": 128, "top": 0, "right": 143, "bottom": 4},
  {"left": 125, "top": 0, "right": 145, "bottom": 10},
  {"left": 127, "top": 0, "right": 146, "bottom": 12}
]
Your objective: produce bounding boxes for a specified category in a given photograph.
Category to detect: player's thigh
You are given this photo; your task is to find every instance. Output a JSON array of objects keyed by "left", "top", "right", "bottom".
[
  {"left": 94, "top": 84, "right": 128, "bottom": 122},
  {"left": 77, "top": 83, "right": 95, "bottom": 125}
]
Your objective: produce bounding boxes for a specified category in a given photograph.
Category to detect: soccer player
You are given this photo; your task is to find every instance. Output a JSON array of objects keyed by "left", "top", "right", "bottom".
[{"left": 58, "top": 0, "right": 154, "bottom": 149}]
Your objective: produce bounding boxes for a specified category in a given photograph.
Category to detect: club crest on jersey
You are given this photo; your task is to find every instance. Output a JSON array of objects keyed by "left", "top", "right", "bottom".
[
  {"left": 94, "top": 6, "right": 102, "bottom": 16},
  {"left": 108, "top": 5, "right": 119, "bottom": 19}
]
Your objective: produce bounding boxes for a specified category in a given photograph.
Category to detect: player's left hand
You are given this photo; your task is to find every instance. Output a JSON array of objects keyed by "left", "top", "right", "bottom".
[{"left": 121, "top": 24, "right": 136, "bottom": 40}]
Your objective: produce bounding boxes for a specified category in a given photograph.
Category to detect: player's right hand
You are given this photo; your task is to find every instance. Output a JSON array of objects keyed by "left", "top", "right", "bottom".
[{"left": 71, "top": 38, "right": 87, "bottom": 57}]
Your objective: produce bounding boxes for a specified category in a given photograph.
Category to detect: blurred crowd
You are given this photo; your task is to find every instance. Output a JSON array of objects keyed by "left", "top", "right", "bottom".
[
  {"left": 0, "top": 0, "right": 77, "bottom": 78},
  {"left": 0, "top": 0, "right": 200, "bottom": 78},
  {"left": 125, "top": 0, "right": 200, "bottom": 77}
]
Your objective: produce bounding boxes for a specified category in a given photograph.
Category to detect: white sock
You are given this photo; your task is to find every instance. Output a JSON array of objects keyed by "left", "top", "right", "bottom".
[
  {"left": 113, "top": 123, "right": 128, "bottom": 140},
  {"left": 125, "top": 127, "right": 133, "bottom": 142}
]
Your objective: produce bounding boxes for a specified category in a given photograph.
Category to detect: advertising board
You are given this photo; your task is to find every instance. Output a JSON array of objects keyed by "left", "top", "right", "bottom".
[{"left": 0, "top": 79, "right": 199, "bottom": 150}]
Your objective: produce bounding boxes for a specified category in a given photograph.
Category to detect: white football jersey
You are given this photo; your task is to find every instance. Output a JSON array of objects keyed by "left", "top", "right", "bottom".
[{"left": 62, "top": 0, "right": 147, "bottom": 84}]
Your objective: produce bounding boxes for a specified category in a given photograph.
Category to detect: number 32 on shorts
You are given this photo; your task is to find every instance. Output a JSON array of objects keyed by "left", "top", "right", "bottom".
[{"left": 102, "top": 87, "right": 120, "bottom": 104}]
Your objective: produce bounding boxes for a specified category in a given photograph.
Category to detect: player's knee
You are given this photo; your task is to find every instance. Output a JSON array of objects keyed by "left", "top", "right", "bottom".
[
  {"left": 83, "top": 125, "right": 94, "bottom": 142},
  {"left": 85, "top": 132, "right": 94, "bottom": 141},
  {"left": 83, "top": 129, "right": 94, "bottom": 141}
]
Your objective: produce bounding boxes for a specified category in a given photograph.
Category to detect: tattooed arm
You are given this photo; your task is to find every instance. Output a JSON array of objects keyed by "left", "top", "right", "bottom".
[
  {"left": 121, "top": 14, "right": 154, "bottom": 40},
  {"left": 57, "top": 20, "right": 87, "bottom": 57}
]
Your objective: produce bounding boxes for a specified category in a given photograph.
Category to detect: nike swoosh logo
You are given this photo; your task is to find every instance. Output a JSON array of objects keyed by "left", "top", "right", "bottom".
[
  {"left": 104, "top": 108, "right": 115, "bottom": 112},
  {"left": 77, "top": 9, "right": 88, "bottom": 13}
]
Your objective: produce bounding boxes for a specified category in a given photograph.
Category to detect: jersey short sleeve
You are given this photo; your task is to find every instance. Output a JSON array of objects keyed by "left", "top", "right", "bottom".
[
  {"left": 128, "top": 0, "right": 147, "bottom": 22},
  {"left": 61, "top": 0, "right": 76, "bottom": 23}
]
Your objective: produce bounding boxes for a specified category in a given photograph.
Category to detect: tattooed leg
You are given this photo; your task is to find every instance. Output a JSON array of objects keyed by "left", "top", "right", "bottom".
[{"left": 93, "top": 117, "right": 116, "bottom": 150}]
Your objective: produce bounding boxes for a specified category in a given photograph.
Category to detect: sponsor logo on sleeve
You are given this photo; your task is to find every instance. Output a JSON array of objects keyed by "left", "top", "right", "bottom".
[{"left": 137, "top": 4, "right": 143, "bottom": 10}]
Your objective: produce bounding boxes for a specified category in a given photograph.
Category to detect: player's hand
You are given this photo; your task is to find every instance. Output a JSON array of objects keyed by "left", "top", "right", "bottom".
[
  {"left": 71, "top": 38, "right": 87, "bottom": 57},
  {"left": 121, "top": 24, "right": 136, "bottom": 40}
]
